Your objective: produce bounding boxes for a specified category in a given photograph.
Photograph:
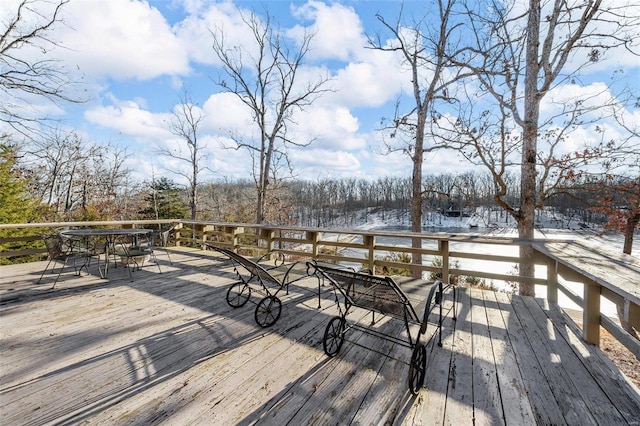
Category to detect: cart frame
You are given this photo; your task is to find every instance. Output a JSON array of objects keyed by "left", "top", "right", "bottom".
[
  {"left": 207, "top": 244, "right": 314, "bottom": 327},
  {"left": 308, "top": 263, "right": 457, "bottom": 394}
]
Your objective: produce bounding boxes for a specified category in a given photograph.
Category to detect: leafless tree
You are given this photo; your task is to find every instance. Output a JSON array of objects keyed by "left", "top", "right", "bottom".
[
  {"left": 210, "top": 9, "right": 331, "bottom": 224},
  {"left": 368, "top": 0, "right": 473, "bottom": 276},
  {"left": 0, "top": 0, "right": 83, "bottom": 135},
  {"left": 160, "top": 88, "right": 208, "bottom": 220},
  {"left": 24, "top": 128, "right": 130, "bottom": 219},
  {"left": 438, "top": 0, "right": 640, "bottom": 295}
]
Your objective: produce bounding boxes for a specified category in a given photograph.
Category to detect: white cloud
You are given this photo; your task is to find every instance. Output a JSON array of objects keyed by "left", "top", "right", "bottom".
[
  {"left": 59, "top": 0, "right": 190, "bottom": 80},
  {"left": 292, "top": 106, "right": 366, "bottom": 151},
  {"left": 293, "top": 148, "right": 362, "bottom": 177},
  {"left": 174, "top": 1, "right": 263, "bottom": 67},
  {"left": 289, "top": 1, "right": 366, "bottom": 62},
  {"left": 327, "top": 51, "right": 408, "bottom": 108},
  {"left": 201, "top": 92, "right": 254, "bottom": 136},
  {"left": 84, "top": 95, "right": 171, "bottom": 138}
]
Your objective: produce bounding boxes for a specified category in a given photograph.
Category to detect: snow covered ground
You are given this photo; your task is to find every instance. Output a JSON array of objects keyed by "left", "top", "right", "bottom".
[
  {"left": 350, "top": 208, "right": 639, "bottom": 318},
  {"left": 356, "top": 207, "right": 639, "bottom": 257}
]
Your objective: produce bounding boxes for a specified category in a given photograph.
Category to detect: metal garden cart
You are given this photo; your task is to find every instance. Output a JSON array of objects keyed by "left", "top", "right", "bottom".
[{"left": 308, "top": 263, "right": 457, "bottom": 394}]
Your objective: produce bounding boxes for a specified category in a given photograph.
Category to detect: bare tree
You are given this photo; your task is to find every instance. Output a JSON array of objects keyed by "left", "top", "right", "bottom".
[
  {"left": 24, "top": 128, "right": 130, "bottom": 219},
  {"left": 210, "top": 9, "right": 331, "bottom": 224},
  {"left": 0, "top": 0, "right": 83, "bottom": 135},
  {"left": 439, "top": 0, "right": 639, "bottom": 295},
  {"left": 160, "top": 88, "right": 207, "bottom": 220},
  {"left": 368, "top": 0, "right": 472, "bottom": 276},
  {"left": 561, "top": 94, "right": 640, "bottom": 255}
]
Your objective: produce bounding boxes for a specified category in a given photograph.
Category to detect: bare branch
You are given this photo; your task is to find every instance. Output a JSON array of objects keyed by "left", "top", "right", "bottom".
[
  {"left": 210, "top": 7, "right": 332, "bottom": 224},
  {"left": 0, "top": 0, "right": 85, "bottom": 136}
]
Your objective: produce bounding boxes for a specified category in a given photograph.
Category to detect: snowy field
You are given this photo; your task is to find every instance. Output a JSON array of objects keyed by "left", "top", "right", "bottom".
[{"left": 350, "top": 208, "right": 639, "bottom": 318}]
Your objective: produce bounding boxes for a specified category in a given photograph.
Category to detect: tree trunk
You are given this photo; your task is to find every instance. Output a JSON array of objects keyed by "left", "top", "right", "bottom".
[
  {"left": 622, "top": 213, "right": 639, "bottom": 255},
  {"left": 190, "top": 186, "right": 197, "bottom": 220},
  {"left": 518, "top": 0, "right": 541, "bottom": 297},
  {"left": 411, "top": 110, "right": 426, "bottom": 279}
]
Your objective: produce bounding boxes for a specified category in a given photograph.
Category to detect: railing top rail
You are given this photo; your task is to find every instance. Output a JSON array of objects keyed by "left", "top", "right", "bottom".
[
  {"left": 0, "top": 220, "right": 177, "bottom": 229},
  {"left": 1, "top": 219, "right": 574, "bottom": 245},
  {"left": 153, "top": 219, "right": 574, "bottom": 245},
  {"left": 534, "top": 239, "right": 640, "bottom": 306}
]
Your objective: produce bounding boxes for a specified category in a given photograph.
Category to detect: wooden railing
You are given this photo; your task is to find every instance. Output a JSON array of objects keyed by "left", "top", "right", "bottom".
[{"left": 1, "top": 219, "right": 638, "bottom": 359}]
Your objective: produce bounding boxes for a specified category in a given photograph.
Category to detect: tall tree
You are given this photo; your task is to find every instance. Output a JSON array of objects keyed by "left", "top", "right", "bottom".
[
  {"left": 160, "top": 88, "right": 207, "bottom": 220},
  {"left": 0, "top": 0, "right": 82, "bottom": 135},
  {"left": 210, "top": 9, "right": 331, "bottom": 224},
  {"left": 0, "top": 138, "right": 40, "bottom": 264},
  {"left": 592, "top": 176, "right": 640, "bottom": 255},
  {"left": 138, "top": 177, "right": 189, "bottom": 220},
  {"left": 368, "top": 0, "right": 471, "bottom": 276},
  {"left": 440, "top": 0, "right": 639, "bottom": 295},
  {"left": 0, "top": 138, "right": 36, "bottom": 223},
  {"left": 560, "top": 104, "right": 640, "bottom": 255},
  {"left": 24, "top": 128, "right": 130, "bottom": 220}
]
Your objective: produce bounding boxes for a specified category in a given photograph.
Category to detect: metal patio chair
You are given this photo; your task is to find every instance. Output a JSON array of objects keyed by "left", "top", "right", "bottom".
[{"left": 38, "top": 233, "right": 89, "bottom": 289}]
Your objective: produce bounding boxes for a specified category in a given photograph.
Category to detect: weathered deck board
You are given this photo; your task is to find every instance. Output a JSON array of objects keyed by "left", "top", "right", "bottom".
[
  {"left": 442, "top": 287, "right": 475, "bottom": 426},
  {"left": 1, "top": 248, "right": 639, "bottom": 425},
  {"left": 512, "top": 295, "right": 600, "bottom": 425},
  {"left": 521, "top": 296, "right": 628, "bottom": 425},
  {"left": 534, "top": 297, "right": 640, "bottom": 425},
  {"left": 494, "top": 290, "right": 569, "bottom": 425},
  {"left": 482, "top": 290, "right": 535, "bottom": 425},
  {"left": 470, "top": 288, "right": 503, "bottom": 425},
  {"left": 405, "top": 296, "right": 457, "bottom": 424}
]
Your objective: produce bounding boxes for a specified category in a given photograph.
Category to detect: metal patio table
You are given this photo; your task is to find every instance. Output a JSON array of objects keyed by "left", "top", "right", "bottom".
[{"left": 60, "top": 228, "right": 153, "bottom": 279}]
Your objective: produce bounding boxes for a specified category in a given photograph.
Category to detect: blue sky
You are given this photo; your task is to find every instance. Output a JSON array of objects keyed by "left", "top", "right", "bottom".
[{"left": 3, "top": 0, "right": 639, "bottom": 185}]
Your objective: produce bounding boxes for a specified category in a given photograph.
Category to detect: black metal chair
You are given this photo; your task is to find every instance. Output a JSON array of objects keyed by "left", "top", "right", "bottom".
[
  {"left": 113, "top": 230, "right": 160, "bottom": 280},
  {"left": 38, "top": 233, "right": 88, "bottom": 288},
  {"left": 150, "top": 224, "right": 175, "bottom": 264}
]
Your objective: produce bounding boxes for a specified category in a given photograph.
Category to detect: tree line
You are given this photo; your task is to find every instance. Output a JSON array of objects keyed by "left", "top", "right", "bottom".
[{"left": 0, "top": 134, "right": 614, "bottom": 229}]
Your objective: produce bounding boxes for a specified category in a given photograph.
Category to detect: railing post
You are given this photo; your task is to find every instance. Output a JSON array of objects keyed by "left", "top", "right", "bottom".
[
  {"left": 224, "top": 226, "right": 241, "bottom": 252},
  {"left": 307, "top": 231, "right": 319, "bottom": 259},
  {"left": 439, "top": 240, "right": 449, "bottom": 285},
  {"left": 547, "top": 259, "right": 558, "bottom": 304},
  {"left": 261, "top": 228, "right": 275, "bottom": 254},
  {"left": 193, "top": 223, "right": 204, "bottom": 249},
  {"left": 364, "top": 234, "right": 375, "bottom": 273},
  {"left": 174, "top": 223, "right": 183, "bottom": 247},
  {"left": 625, "top": 300, "right": 640, "bottom": 333},
  {"left": 583, "top": 280, "right": 601, "bottom": 345},
  {"left": 200, "top": 224, "right": 213, "bottom": 249}
]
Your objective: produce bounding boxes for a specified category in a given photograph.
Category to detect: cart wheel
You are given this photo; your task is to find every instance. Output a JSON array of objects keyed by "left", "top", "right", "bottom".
[
  {"left": 408, "top": 343, "right": 427, "bottom": 395},
  {"left": 323, "top": 316, "right": 346, "bottom": 357},
  {"left": 226, "top": 282, "right": 251, "bottom": 307},
  {"left": 255, "top": 296, "right": 281, "bottom": 327}
]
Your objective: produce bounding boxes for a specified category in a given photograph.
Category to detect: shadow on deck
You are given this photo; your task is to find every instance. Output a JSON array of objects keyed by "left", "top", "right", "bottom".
[{"left": 1, "top": 248, "right": 639, "bottom": 425}]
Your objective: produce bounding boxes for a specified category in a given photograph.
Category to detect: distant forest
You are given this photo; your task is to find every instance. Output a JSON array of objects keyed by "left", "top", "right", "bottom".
[{"left": 1, "top": 143, "right": 604, "bottom": 229}]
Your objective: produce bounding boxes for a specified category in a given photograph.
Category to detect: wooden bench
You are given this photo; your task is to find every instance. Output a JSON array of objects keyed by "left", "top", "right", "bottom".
[{"left": 307, "top": 263, "right": 457, "bottom": 394}]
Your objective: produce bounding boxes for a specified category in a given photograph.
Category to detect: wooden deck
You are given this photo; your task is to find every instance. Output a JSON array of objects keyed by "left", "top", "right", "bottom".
[{"left": 1, "top": 248, "right": 639, "bottom": 425}]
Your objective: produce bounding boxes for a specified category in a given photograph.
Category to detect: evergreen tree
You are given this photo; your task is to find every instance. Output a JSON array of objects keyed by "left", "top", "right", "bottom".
[
  {"left": 0, "top": 141, "right": 41, "bottom": 264},
  {"left": 138, "top": 177, "right": 189, "bottom": 220},
  {"left": 0, "top": 142, "right": 38, "bottom": 223}
]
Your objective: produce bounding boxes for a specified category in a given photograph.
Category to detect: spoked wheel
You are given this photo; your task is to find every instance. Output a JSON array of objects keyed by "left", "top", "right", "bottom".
[
  {"left": 323, "top": 316, "right": 346, "bottom": 357},
  {"left": 226, "top": 282, "right": 251, "bottom": 308},
  {"left": 255, "top": 296, "right": 282, "bottom": 327},
  {"left": 408, "top": 343, "right": 427, "bottom": 395}
]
